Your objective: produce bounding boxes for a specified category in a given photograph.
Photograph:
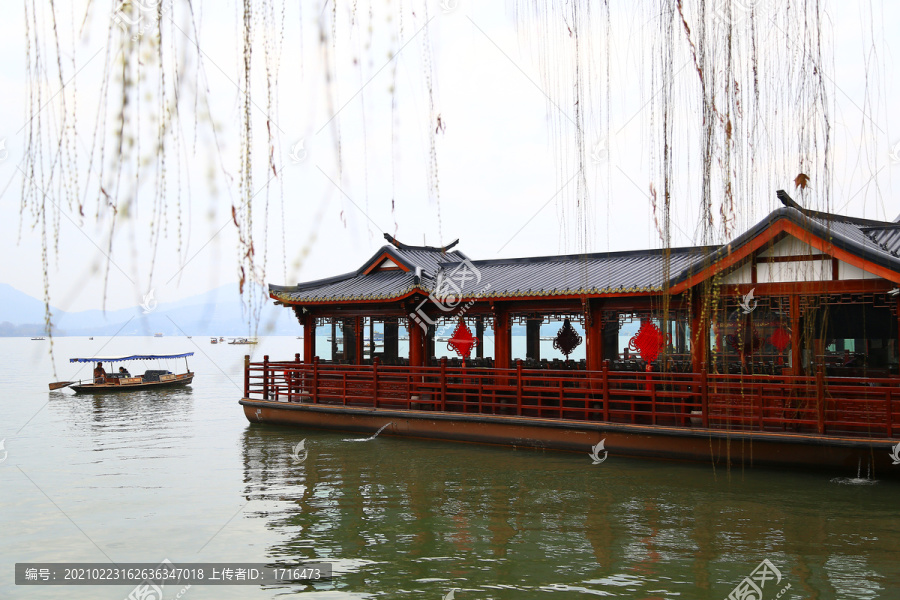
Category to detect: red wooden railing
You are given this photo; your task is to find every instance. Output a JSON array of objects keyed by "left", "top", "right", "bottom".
[{"left": 245, "top": 356, "right": 900, "bottom": 439}]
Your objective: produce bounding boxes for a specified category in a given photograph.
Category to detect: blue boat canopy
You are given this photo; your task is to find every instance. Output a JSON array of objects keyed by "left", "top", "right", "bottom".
[{"left": 69, "top": 353, "right": 194, "bottom": 363}]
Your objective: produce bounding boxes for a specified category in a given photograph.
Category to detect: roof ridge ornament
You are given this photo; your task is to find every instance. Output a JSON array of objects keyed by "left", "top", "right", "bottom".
[
  {"left": 383, "top": 233, "right": 460, "bottom": 253},
  {"left": 776, "top": 189, "right": 802, "bottom": 209},
  {"left": 383, "top": 233, "right": 410, "bottom": 250},
  {"left": 776, "top": 189, "right": 895, "bottom": 227}
]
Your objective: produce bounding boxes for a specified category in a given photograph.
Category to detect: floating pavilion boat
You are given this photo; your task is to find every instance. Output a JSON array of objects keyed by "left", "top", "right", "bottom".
[
  {"left": 211, "top": 337, "right": 218, "bottom": 344},
  {"left": 51, "top": 353, "right": 195, "bottom": 393},
  {"left": 240, "top": 191, "right": 900, "bottom": 478},
  {"left": 229, "top": 337, "right": 258, "bottom": 345}
]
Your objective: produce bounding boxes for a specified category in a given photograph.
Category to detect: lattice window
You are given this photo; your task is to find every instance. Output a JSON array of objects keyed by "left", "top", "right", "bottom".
[
  {"left": 509, "top": 313, "right": 586, "bottom": 327},
  {"left": 799, "top": 293, "right": 898, "bottom": 316}
]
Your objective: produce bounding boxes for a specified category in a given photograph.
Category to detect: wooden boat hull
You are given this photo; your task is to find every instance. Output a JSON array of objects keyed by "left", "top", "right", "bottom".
[
  {"left": 239, "top": 398, "right": 900, "bottom": 479},
  {"left": 71, "top": 374, "right": 194, "bottom": 393}
]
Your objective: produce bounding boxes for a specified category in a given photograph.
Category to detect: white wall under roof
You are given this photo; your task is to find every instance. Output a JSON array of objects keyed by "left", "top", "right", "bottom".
[
  {"left": 374, "top": 257, "right": 402, "bottom": 270},
  {"left": 756, "top": 259, "right": 831, "bottom": 283},
  {"left": 721, "top": 233, "right": 883, "bottom": 284}
]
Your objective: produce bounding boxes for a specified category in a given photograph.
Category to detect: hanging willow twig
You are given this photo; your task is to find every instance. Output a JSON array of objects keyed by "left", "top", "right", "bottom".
[{"left": 17, "top": 0, "right": 881, "bottom": 377}]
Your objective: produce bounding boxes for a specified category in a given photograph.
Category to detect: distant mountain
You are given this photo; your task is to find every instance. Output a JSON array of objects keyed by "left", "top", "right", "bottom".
[
  {"left": 0, "top": 282, "right": 592, "bottom": 338},
  {"left": 0, "top": 282, "right": 301, "bottom": 336},
  {"left": 0, "top": 283, "right": 64, "bottom": 332},
  {"left": 0, "top": 321, "right": 54, "bottom": 337}
]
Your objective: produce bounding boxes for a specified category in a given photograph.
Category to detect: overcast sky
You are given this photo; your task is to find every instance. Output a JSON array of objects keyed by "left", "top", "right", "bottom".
[{"left": 1, "top": 0, "right": 898, "bottom": 314}]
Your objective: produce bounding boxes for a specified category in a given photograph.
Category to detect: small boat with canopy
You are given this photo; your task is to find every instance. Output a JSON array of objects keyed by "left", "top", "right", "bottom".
[{"left": 49, "top": 353, "right": 195, "bottom": 392}]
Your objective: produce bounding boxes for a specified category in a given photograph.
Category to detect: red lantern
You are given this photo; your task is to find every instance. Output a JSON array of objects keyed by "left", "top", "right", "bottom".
[
  {"left": 769, "top": 326, "right": 791, "bottom": 365},
  {"left": 769, "top": 326, "right": 791, "bottom": 352}
]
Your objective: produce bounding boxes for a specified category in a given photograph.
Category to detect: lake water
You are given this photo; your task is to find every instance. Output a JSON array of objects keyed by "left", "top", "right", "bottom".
[{"left": 2, "top": 336, "right": 900, "bottom": 599}]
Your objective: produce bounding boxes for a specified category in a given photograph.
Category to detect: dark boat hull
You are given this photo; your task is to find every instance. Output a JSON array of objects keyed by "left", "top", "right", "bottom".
[
  {"left": 71, "top": 374, "right": 194, "bottom": 393},
  {"left": 239, "top": 398, "right": 900, "bottom": 479}
]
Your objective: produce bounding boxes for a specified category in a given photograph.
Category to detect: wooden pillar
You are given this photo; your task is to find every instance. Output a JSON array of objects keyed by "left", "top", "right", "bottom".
[
  {"left": 353, "top": 317, "right": 363, "bottom": 365},
  {"left": 303, "top": 313, "right": 316, "bottom": 363},
  {"left": 331, "top": 320, "right": 338, "bottom": 360},
  {"left": 494, "top": 304, "right": 511, "bottom": 369},
  {"left": 243, "top": 355, "right": 250, "bottom": 398},
  {"left": 337, "top": 318, "right": 357, "bottom": 363},
  {"left": 816, "top": 364, "right": 826, "bottom": 433},
  {"left": 475, "top": 317, "right": 484, "bottom": 359},
  {"left": 602, "top": 311, "right": 619, "bottom": 363},
  {"left": 408, "top": 316, "right": 425, "bottom": 367},
  {"left": 384, "top": 318, "right": 399, "bottom": 359},
  {"left": 790, "top": 295, "right": 801, "bottom": 375},
  {"left": 312, "top": 356, "right": 319, "bottom": 403},
  {"left": 813, "top": 339, "right": 825, "bottom": 369},
  {"left": 262, "top": 354, "right": 269, "bottom": 400},
  {"left": 372, "top": 356, "right": 380, "bottom": 407},
  {"left": 586, "top": 300, "right": 604, "bottom": 372},
  {"left": 896, "top": 296, "right": 900, "bottom": 365},
  {"left": 526, "top": 318, "right": 542, "bottom": 360},
  {"left": 691, "top": 291, "right": 709, "bottom": 373},
  {"left": 426, "top": 324, "right": 436, "bottom": 362}
]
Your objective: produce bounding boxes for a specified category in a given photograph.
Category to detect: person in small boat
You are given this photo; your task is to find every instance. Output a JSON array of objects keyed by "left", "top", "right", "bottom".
[
  {"left": 118, "top": 366, "right": 131, "bottom": 377},
  {"left": 93, "top": 362, "right": 107, "bottom": 384}
]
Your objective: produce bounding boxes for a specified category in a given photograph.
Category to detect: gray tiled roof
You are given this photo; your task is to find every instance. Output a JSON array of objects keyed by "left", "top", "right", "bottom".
[
  {"left": 808, "top": 216, "right": 900, "bottom": 262},
  {"left": 440, "top": 247, "right": 714, "bottom": 298},
  {"left": 270, "top": 244, "right": 466, "bottom": 303},
  {"left": 860, "top": 224, "right": 900, "bottom": 259},
  {"left": 272, "top": 269, "right": 420, "bottom": 303},
  {"left": 271, "top": 242, "right": 716, "bottom": 303},
  {"left": 270, "top": 197, "right": 900, "bottom": 305}
]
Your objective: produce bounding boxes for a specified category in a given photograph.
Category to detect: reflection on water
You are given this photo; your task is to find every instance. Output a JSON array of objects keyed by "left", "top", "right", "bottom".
[
  {"left": 51, "top": 386, "right": 194, "bottom": 423},
  {"left": 3, "top": 337, "right": 900, "bottom": 599},
  {"left": 240, "top": 425, "right": 900, "bottom": 599},
  {"left": 49, "top": 388, "right": 196, "bottom": 455}
]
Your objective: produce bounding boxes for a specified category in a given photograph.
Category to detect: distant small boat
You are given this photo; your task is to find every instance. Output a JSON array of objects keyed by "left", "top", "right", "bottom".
[
  {"left": 31, "top": 337, "right": 45, "bottom": 340},
  {"left": 210, "top": 337, "right": 218, "bottom": 344},
  {"left": 89, "top": 337, "right": 94, "bottom": 340},
  {"left": 154, "top": 333, "right": 163, "bottom": 338},
  {"left": 229, "top": 337, "right": 258, "bottom": 345},
  {"left": 219, "top": 337, "right": 225, "bottom": 342}
]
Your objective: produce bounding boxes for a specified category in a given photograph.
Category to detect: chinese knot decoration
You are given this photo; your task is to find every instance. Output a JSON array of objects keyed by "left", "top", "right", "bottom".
[
  {"left": 628, "top": 321, "right": 667, "bottom": 363},
  {"left": 552, "top": 318, "right": 583, "bottom": 358},
  {"left": 726, "top": 330, "right": 762, "bottom": 355},
  {"left": 447, "top": 318, "right": 478, "bottom": 359}
]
